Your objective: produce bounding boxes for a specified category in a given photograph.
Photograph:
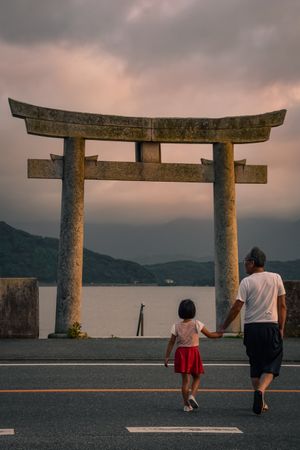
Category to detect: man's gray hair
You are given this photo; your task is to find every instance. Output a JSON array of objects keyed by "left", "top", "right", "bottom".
[{"left": 246, "top": 247, "right": 266, "bottom": 267}]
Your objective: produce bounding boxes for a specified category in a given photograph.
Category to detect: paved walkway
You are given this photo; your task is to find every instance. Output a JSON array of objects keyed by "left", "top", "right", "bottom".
[
  {"left": 0, "top": 338, "right": 299, "bottom": 449},
  {"left": 0, "top": 337, "right": 299, "bottom": 361}
]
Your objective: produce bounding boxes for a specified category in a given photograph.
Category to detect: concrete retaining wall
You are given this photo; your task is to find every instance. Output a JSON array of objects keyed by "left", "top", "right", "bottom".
[
  {"left": 0, "top": 278, "right": 39, "bottom": 338},
  {"left": 284, "top": 280, "right": 300, "bottom": 337}
]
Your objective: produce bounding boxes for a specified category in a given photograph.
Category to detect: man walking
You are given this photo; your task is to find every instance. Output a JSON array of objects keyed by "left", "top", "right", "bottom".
[{"left": 221, "top": 247, "right": 287, "bottom": 414}]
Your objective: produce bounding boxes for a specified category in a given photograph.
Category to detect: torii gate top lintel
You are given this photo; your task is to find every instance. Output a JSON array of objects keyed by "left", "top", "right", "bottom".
[{"left": 9, "top": 98, "right": 286, "bottom": 144}]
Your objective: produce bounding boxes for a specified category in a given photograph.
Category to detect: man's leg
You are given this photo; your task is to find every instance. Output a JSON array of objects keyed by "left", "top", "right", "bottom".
[
  {"left": 253, "top": 373, "right": 274, "bottom": 414},
  {"left": 251, "top": 377, "right": 259, "bottom": 390},
  {"left": 258, "top": 373, "right": 274, "bottom": 392}
]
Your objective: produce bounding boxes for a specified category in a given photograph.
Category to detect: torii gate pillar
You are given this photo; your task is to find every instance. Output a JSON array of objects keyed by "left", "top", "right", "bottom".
[
  {"left": 50, "top": 138, "right": 86, "bottom": 336},
  {"left": 213, "top": 143, "right": 239, "bottom": 332}
]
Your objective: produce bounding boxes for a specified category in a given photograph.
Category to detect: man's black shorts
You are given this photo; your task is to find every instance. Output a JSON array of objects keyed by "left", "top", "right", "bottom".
[{"left": 243, "top": 322, "right": 283, "bottom": 378}]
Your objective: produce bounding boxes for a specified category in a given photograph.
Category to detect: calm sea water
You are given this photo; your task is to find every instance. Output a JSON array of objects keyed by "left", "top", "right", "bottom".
[{"left": 39, "top": 286, "right": 216, "bottom": 338}]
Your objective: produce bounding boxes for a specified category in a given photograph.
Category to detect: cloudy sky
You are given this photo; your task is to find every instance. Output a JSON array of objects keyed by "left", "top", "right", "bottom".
[{"left": 1, "top": 0, "right": 299, "bottom": 233}]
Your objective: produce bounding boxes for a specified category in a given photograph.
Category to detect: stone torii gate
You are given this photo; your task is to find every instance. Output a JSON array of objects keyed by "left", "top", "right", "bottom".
[{"left": 9, "top": 98, "right": 286, "bottom": 336}]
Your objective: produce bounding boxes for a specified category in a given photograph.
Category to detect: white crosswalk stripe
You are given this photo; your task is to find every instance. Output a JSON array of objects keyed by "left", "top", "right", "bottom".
[
  {"left": 126, "top": 426, "right": 243, "bottom": 433},
  {"left": 0, "top": 429, "right": 15, "bottom": 435}
]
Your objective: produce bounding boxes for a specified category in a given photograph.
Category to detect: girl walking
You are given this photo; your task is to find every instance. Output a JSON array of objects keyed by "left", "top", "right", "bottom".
[{"left": 165, "top": 299, "right": 222, "bottom": 411}]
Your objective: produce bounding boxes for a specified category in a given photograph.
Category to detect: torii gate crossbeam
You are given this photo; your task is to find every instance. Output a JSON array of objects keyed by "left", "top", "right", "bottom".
[{"left": 9, "top": 98, "right": 286, "bottom": 336}]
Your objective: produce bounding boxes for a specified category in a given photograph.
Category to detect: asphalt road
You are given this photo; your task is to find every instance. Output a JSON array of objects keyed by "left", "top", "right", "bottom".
[{"left": 0, "top": 363, "right": 299, "bottom": 450}]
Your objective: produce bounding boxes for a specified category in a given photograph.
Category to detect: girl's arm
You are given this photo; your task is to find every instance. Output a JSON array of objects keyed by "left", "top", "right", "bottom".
[
  {"left": 164, "top": 334, "right": 176, "bottom": 367},
  {"left": 201, "top": 327, "right": 223, "bottom": 339}
]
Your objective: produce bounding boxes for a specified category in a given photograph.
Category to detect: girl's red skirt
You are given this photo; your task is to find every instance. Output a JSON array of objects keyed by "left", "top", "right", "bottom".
[{"left": 174, "top": 346, "right": 204, "bottom": 375}]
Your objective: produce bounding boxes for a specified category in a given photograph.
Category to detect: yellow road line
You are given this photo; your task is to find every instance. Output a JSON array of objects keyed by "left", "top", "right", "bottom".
[{"left": 0, "top": 388, "right": 299, "bottom": 393}]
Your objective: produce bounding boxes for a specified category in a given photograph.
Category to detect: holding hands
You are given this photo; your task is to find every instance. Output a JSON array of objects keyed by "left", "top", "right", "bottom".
[
  {"left": 214, "top": 331, "right": 224, "bottom": 338},
  {"left": 201, "top": 327, "right": 223, "bottom": 339}
]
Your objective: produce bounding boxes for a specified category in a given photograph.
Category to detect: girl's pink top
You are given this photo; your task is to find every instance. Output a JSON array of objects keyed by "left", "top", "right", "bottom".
[{"left": 171, "top": 320, "right": 204, "bottom": 347}]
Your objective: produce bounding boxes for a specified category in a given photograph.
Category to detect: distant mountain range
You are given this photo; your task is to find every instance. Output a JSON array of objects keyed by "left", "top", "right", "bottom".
[
  {"left": 12, "top": 217, "right": 300, "bottom": 263},
  {"left": 0, "top": 222, "right": 155, "bottom": 285},
  {"left": 146, "top": 259, "right": 300, "bottom": 286},
  {"left": 1, "top": 221, "right": 300, "bottom": 285}
]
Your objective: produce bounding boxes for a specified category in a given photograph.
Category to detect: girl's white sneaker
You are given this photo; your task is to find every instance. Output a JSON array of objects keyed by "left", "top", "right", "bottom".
[{"left": 183, "top": 405, "right": 193, "bottom": 412}]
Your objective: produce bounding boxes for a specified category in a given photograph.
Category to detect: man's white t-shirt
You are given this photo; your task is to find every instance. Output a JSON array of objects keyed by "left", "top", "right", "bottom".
[{"left": 237, "top": 271, "right": 285, "bottom": 324}]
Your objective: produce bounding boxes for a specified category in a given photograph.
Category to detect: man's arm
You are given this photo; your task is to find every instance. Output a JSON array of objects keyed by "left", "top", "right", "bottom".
[
  {"left": 277, "top": 294, "right": 287, "bottom": 337},
  {"left": 220, "top": 300, "right": 244, "bottom": 332}
]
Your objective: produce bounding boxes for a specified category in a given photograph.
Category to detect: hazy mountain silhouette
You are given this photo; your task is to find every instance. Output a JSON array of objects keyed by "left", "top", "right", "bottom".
[
  {"left": 9, "top": 217, "right": 300, "bottom": 264},
  {"left": 79, "top": 217, "right": 300, "bottom": 263},
  {"left": 0, "top": 221, "right": 155, "bottom": 284},
  {"left": 1, "top": 221, "right": 299, "bottom": 285}
]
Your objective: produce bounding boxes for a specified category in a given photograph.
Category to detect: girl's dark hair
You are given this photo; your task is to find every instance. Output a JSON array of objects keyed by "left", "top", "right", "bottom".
[{"left": 178, "top": 299, "right": 196, "bottom": 319}]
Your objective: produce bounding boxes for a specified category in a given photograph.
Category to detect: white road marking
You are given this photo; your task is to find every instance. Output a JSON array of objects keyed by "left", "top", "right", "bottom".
[
  {"left": 0, "top": 363, "right": 298, "bottom": 367},
  {"left": 0, "top": 429, "right": 14, "bottom": 435},
  {"left": 126, "top": 426, "right": 243, "bottom": 434},
  {"left": 0, "top": 363, "right": 246, "bottom": 366}
]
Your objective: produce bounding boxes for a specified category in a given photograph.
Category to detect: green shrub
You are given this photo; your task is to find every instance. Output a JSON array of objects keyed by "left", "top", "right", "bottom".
[{"left": 67, "top": 322, "right": 88, "bottom": 339}]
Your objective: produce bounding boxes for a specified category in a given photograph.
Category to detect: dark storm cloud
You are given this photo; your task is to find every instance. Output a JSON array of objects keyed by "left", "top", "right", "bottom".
[
  {"left": 0, "top": 1, "right": 131, "bottom": 44},
  {"left": 0, "top": 0, "right": 299, "bottom": 229},
  {"left": 1, "top": 0, "right": 299, "bottom": 85}
]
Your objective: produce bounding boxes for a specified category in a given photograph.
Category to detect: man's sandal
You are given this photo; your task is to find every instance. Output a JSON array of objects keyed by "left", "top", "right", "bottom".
[{"left": 253, "top": 390, "right": 264, "bottom": 415}]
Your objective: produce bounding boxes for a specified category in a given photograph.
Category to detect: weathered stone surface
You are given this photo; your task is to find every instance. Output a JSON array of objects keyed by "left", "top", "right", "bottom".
[
  {"left": 0, "top": 278, "right": 39, "bottom": 338},
  {"left": 234, "top": 164, "right": 267, "bottom": 183},
  {"left": 213, "top": 143, "right": 240, "bottom": 333},
  {"left": 54, "top": 137, "right": 85, "bottom": 335},
  {"left": 28, "top": 158, "right": 63, "bottom": 179},
  {"left": 25, "top": 118, "right": 152, "bottom": 141},
  {"left": 9, "top": 98, "right": 151, "bottom": 127},
  {"left": 135, "top": 142, "right": 161, "bottom": 163},
  {"left": 28, "top": 159, "right": 267, "bottom": 184},
  {"left": 284, "top": 281, "right": 300, "bottom": 337},
  {"left": 92, "top": 161, "right": 214, "bottom": 182},
  {"left": 152, "top": 110, "right": 286, "bottom": 130},
  {"left": 9, "top": 98, "right": 286, "bottom": 144},
  {"left": 152, "top": 126, "right": 271, "bottom": 144}
]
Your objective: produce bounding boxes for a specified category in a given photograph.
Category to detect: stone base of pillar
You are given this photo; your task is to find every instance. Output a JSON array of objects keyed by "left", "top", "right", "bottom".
[{"left": 48, "top": 333, "right": 69, "bottom": 339}]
